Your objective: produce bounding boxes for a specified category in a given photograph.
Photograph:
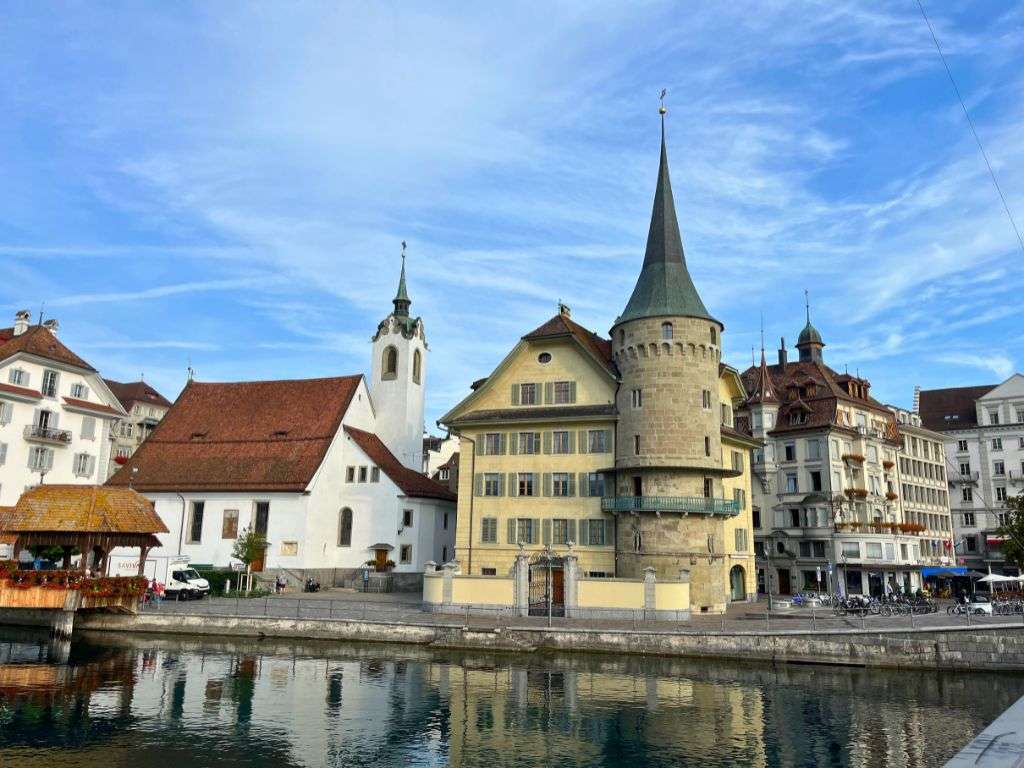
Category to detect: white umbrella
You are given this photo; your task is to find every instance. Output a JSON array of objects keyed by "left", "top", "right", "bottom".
[{"left": 979, "top": 574, "right": 1017, "bottom": 583}]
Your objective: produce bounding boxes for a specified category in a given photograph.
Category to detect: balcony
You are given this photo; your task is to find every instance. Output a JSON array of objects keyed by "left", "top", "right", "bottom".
[
  {"left": 600, "top": 496, "right": 740, "bottom": 516},
  {"left": 23, "top": 424, "right": 71, "bottom": 445},
  {"left": 1009, "top": 471, "right": 1024, "bottom": 486},
  {"left": 950, "top": 472, "right": 979, "bottom": 484}
]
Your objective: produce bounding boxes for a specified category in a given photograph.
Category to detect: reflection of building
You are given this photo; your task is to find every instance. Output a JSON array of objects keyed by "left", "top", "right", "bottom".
[
  {"left": 107, "top": 259, "right": 456, "bottom": 586},
  {"left": 103, "top": 379, "right": 173, "bottom": 477},
  {"left": 920, "top": 374, "right": 1024, "bottom": 575},
  {"left": 741, "top": 321, "right": 921, "bottom": 597},
  {"left": 0, "top": 313, "right": 127, "bottom": 507},
  {"left": 440, "top": 113, "right": 757, "bottom": 612}
]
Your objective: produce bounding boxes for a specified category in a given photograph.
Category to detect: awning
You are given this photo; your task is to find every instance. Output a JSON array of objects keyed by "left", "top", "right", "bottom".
[{"left": 921, "top": 567, "right": 985, "bottom": 579}]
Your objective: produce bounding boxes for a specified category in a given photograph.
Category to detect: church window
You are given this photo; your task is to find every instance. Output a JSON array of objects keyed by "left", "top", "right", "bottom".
[
  {"left": 338, "top": 508, "right": 353, "bottom": 547},
  {"left": 412, "top": 349, "right": 422, "bottom": 384},
  {"left": 382, "top": 346, "right": 398, "bottom": 380},
  {"left": 661, "top": 322, "right": 673, "bottom": 340}
]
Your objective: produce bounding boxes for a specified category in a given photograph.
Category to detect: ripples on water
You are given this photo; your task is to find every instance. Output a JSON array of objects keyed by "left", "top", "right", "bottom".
[{"left": 0, "top": 627, "right": 1020, "bottom": 767}]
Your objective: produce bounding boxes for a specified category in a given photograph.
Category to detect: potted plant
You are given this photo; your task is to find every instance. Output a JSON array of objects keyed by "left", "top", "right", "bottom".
[
  {"left": 882, "top": 460, "right": 895, "bottom": 470},
  {"left": 885, "top": 491, "right": 899, "bottom": 501}
]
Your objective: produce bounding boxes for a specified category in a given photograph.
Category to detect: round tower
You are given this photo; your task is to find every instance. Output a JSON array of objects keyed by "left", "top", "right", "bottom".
[{"left": 610, "top": 110, "right": 733, "bottom": 612}]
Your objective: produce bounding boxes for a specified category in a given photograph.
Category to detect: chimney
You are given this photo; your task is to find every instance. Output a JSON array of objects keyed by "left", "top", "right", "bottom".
[
  {"left": 558, "top": 302, "right": 571, "bottom": 318},
  {"left": 13, "top": 310, "right": 30, "bottom": 336},
  {"left": 777, "top": 337, "right": 788, "bottom": 368},
  {"left": 42, "top": 318, "right": 59, "bottom": 337}
]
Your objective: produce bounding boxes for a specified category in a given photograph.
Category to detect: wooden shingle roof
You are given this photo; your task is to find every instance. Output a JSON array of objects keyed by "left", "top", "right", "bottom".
[{"left": 0, "top": 486, "right": 168, "bottom": 535}]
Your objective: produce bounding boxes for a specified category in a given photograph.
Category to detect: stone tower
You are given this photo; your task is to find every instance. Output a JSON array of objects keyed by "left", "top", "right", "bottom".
[
  {"left": 370, "top": 250, "right": 427, "bottom": 470},
  {"left": 610, "top": 112, "right": 734, "bottom": 613}
]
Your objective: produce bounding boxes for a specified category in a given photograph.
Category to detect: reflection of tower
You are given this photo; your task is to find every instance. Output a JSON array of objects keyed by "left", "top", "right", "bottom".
[
  {"left": 369, "top": 246, "right": 427, "bottom": 470},
  {"left": 610, "top": 101, "right": 730, "bottom": 612}
]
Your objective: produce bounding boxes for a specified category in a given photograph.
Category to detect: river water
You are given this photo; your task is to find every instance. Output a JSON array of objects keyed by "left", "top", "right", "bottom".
[{"left": 0, "top": 628, "right": 1020, "bottom": 767}]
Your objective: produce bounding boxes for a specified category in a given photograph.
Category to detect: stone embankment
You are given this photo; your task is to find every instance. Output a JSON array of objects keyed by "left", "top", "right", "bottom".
[{"left": 30, "top": 610, "right": 1024, "bottom": 671}]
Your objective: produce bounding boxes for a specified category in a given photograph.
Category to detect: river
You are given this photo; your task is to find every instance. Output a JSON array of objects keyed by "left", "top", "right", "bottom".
[{"left": 0, "top": 627, "right": 1020, "bottom": 767}]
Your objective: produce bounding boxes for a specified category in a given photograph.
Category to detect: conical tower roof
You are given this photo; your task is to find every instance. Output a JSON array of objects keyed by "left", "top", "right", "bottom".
[
  {"left": 616, "top": 120, "right": 716, "bottom": 326},
  {"left": 745, "top": 348, "right": 779, "bottom": 405}
]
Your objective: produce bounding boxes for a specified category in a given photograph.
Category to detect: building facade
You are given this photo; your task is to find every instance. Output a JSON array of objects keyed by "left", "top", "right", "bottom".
[
  {"left": 103, "top": 378, "right": 173, "bottom": 477},
  {"left": 107, "top": 262, "right": 456, "bottom": 587},
  {"left": 920, "top": 374, "right": 1024, "bottom": 574},
  {"left": 0, "top": 312, "right": 127, "bottom": 507},
  {"left": 741, "top": 322, "right": 924, "bottom": 597},
  {"left": 441, "top": 116, "right": 757, "bottom": 614}
]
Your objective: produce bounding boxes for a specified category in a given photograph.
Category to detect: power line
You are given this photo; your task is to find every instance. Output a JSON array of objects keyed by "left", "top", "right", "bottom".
[{"left": 915, "top": 0, "right": 1024, "bottom": 256}]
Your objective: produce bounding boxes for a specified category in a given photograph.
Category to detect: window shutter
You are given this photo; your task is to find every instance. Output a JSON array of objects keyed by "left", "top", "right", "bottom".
[
  {"left": 44, "top": 449, "right": 53, "bottom": 470},
  {"left": 543, "top": 431, "right": 551, "bottom": 454},
  {"left": 544, "top": 382, "right": 554, "bottom": 404},
  {"left": 568, "top": 431, "right": 576, "bottom": 454},
  {"left": 0, "top": 403, "right": 10, "bottom": 425},
  {"left": 603, "top": 429, "right": 613, "bottom": 453},
  {"left": 478, "top": 439, "right": 487, "bottom": 457},
  {"left": 508, "top": 472, "right": 518, "bottom": 497},
  {"left": 475, "top": 473, "right": 483, "bottom": 497},
  {"left": 511, "top": 384, "right": 520, "bottom": 405},
  {"left": 569, "top": 381, "right": 577, "bottom": 403},
  {"left": 87, "top": 455, "right": 96, "bottom": 475},
  {"left": 508, "top": 433, "right": 518, "bottom": 455},
  {"left": 567, "top": 519, "right": 577, "bottom": 544},
  {"left": 0, "top": 443, "right": 6, "bottom": 465},
  {"left": 499, "top": 433, "right": 507, "bottom": 455},
  {"left": 578, "top": 430, "right": 588, "bottom": 454},
  {"left": 32, "top": 408, "right": 40, "bottom": 428},
  {"left": 578, "top": 473, "right": 589, "bottom": 497},
  {"left": 533, "top": 433, "right": 541, "bottom": 453},
  {"left": 508, "top": 519, "right": 517, "bottom": 544},
  {"left": 578, "top": 519, "right": 589, "bottom": 546},
  {"left": 542, "top": 518, "right": 551, "bottom": 546},
  {"left": 50, "top": 411, "right": 59, "bottom": 430},
  {"left": 498, "top": 474, "right": 505, "bottom": 496},
  {"left": 82, "top": 416, "right": 95, "bottom": 440},
  {"left": 543, "top": 472, "right": 552, "bottom": 497},
  {"left": 568, "top": 474, "right": 576, "bottom": 497}
]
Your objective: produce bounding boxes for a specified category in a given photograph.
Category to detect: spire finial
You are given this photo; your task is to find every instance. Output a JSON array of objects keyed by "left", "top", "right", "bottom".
[
  {"left": 760, "top": 312, "right": 765, "bottom": 353},
  {"left": 659, "top": 88, "right": 667, "bottom": 140},
  {"left": 805, "top": 288, "right": 811, "bottom": 324}
]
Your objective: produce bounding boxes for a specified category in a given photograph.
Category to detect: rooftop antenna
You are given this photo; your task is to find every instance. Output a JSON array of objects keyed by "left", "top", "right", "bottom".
[
  {"left": 186, "top": 356, "right": 195, "bottom": 382},
  {"left": 37, "top": 302, "right": 45, "bottom": 326}
]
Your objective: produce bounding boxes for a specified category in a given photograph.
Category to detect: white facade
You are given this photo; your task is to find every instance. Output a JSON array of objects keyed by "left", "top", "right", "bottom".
[
  {"left": 370, "top": 315, "right": 427, "bottom": 471},
  {"left": 0, "top": 327, "right": 126, "bottom": 506},
  {"left": 424, "top": 434, "right": 459, "bottom": 476}
]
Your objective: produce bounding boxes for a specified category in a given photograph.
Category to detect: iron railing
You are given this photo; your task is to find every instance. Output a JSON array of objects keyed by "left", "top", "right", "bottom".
[
  {"left": 600, "top": 496, "right": 739, "bottom": 515},
  {"left": 23, "top": 424, "right": 71, "bottom": 444}
]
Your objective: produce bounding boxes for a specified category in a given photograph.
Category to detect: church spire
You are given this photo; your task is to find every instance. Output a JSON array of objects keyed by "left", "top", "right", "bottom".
[
  {"left": 616, "top": 91, "right": 716, "bottom": 326},
  {"left": 393, "top": 241, "right": 411, "bottom": 318}
]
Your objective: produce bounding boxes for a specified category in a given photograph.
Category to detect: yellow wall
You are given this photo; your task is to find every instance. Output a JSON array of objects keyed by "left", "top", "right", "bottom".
[
  {"left": 719, "top": 371, "right": 757, "bottom": 600},
  {"left": 447, "top": 334, "right": 618, "bottom": 575},
  {"left": 450, "top": 576, "right": 515, "bottom": 606},
  {"left": 423, "top": 573, "right": 443, "bottom": 604},
  {"left": 654, "top": 581, "right": 690, "bottom": 611},
  {"left": 577, "top": 578, "right": 644, "bottom": 609}
]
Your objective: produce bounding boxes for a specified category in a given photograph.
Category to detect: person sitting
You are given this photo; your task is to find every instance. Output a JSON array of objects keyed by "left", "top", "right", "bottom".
[{"left": 275, "top": 573, "right": 287, "bottom": 594}]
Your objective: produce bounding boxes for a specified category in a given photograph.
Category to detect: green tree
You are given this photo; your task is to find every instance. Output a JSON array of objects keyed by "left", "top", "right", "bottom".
[
  {"left": 231, "top": 525, "right": 268, "bottom": 570},
  {"left": 995, "top": 493, "right": 1024, "bottom": 569}
]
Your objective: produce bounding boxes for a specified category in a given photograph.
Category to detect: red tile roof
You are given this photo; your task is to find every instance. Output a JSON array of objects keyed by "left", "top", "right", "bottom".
[
  {"left": 104, "top": 379, "right": 173, "bottom": 411},
  {"left": 62, "top": 397, "right": 124, "bottom": 417},
  {"left": 0, "top": 382, "right": 42, "bottom": 400},
  {"left": 344, "top": 426, "right": 457, "bottom": 502},
  {"left": 0, "top": 325, "right": 95, "bottom": 371},
  {"left": 107, "top": 376, "right": 362, "bottom": 492},
  {"left": 523, "top": 313, "right": 616, "bottom": 376},
  {"left": 919, "top": 385, "right": 995, "bottom": 432}
]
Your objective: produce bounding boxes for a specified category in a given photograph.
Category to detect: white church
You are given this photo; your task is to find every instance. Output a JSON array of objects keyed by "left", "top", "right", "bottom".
[{"left": 108, "top": 255, "right": 456, "bottom": 589}]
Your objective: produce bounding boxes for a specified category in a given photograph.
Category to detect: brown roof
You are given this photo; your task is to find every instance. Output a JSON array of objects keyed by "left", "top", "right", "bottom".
[
  {"left": 448, "top": 404, "right": 617, "bottom": 426},
  {"left": 103, "top": 379, "right": 173, "bottom": 411},
  {"left": 344, "top": 426, "right": 457, "bottom": 502},
  {"left": 919, "top": 385, "right": 995, "bottom": 432},
  {"left": 0, "top": 382, "right": 42, "bottom": 400},
  {"left": 107, "top": 376, "right": 362, "bottom": 492},
  {"left": 62, "top": 397, "right": 124, "bottom": 417},
  {"left": 0, "top": 486, "right": 168, "bottom": 534},
  {"left": 523, "top": 313, "right": 616, "bottom": 376},
  {"left": 0, "top": 325, "right": 95, "bottom": 371}
]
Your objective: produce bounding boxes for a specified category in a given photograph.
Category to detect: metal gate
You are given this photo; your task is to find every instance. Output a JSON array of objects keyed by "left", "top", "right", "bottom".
[{"left": 528, "top": 554, "right": 565, "bottom": 617}]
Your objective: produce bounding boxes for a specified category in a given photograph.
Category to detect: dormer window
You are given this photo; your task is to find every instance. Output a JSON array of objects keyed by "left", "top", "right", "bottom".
[
  {"left": 70, "top": 383, "right": 88, "bottom": 399},
  {"left": 7, "top": 368, "right": 28, "bottom": 387},
  {"left": 190, "top": 431, "right": 207, "bottom": 441},
  {"left": 271, "top": 430, "right": 289, "bottom": 438},
  {"left": 661, "top": 322, "right": 673, "bottom": 340},
  {"left": 41, "top": 370, "right": 59, "bottom": 398}
]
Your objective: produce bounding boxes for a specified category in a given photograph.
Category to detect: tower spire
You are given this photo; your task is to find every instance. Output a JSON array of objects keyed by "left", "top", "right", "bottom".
[
  {"left": 796, "top": 288, "right": 825, "bottom": 363},
  {"left": 805, "top": 288, "right": 811, "bottom": 324},
  {"left": 393, "top": 241, "right": 411, "bottom": 318}
]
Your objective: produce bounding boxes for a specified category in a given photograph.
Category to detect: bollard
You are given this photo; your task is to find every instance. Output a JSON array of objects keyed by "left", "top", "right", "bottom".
[
  {"left": 811, "top": 605, "right": 816, "bottom": 631},
  {"left": 766, "top": 610, "right": 770, "bottom": 632}
]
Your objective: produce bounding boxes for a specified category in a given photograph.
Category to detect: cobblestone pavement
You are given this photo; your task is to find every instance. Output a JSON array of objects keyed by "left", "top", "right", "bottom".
[{"left": 141, "top": 591, "right": 1024, "bottom": 635}]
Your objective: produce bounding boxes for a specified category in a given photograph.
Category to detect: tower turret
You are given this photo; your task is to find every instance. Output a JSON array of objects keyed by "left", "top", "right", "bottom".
[{"left": 796, "top": 290, "right": 825, "bottom": 363}]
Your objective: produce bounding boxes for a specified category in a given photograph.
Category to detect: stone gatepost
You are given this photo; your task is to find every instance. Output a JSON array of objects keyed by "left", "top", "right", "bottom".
[
  {"left": 643, "top": 566, "right": 657, "bottom": 613},
  {"left": 563, "top": 547, "right": 579, "bottom": 618},
  {"left": 442, "top": 561, "right": 457, "bottom": 607},
  {"left": 513, "top": 546, "right": 530, "bottom": 617}
]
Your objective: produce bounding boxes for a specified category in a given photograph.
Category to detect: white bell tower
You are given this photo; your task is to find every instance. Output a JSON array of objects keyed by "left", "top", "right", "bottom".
[{"left": 369, "top": 244, "right": 427, "bottom": 470}]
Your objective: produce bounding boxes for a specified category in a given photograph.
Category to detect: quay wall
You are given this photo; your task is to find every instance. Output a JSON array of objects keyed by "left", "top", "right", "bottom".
[{"left": 55, "top": 611, "right": 1024, "bottom": 671}]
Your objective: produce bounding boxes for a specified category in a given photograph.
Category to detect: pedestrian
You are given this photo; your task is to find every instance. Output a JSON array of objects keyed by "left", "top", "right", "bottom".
[{"left": 276, "top": 573, "right": 286, "bottom": 594}]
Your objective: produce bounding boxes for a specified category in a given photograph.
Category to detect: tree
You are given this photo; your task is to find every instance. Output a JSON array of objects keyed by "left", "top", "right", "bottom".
[
  {"left": 995, "top": 493, "right": 1024, "bottom": 570},
  {"left": 231, "top": 526, "right": 268, "bottom": 571}
]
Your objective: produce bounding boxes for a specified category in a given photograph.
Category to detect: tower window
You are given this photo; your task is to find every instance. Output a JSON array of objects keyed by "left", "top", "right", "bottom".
[
  {"left": 661, "top": 322, "right": 673, "bottom": 340},
  {"left": 634, "top": 435, "right": 641, "bottom": 455},
  {"left": 702, "top": 390, "right": 712, "bottom": 409},
  {"left": 704, "top": 436, "right": 710, "bottom": 457},
  {"left": 710, "top": 326, "right": 717, "bottom": 344},
  {"left": 383, "top": 346, "right": 398, "bottom": 380},
  {"left": 619, "top": 330, "right": 625, "bottom": 346},
  {"left": 412, "top": 349, "right": 422, "bottom": 384}
]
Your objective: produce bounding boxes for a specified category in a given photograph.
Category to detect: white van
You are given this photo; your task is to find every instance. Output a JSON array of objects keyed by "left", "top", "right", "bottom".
[{"left": 107, "top": 554, "right": 211, "bottom": 600}]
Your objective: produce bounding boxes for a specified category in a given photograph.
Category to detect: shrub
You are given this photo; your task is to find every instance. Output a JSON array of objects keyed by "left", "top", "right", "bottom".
[{"left": 196, "top": 569, "right": 235, "bottom": 594}]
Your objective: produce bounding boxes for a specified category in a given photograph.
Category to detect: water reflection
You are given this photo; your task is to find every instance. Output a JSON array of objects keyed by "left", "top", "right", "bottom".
[{"left": 0, "top": 628, "right": 1020, "bottom": 768}]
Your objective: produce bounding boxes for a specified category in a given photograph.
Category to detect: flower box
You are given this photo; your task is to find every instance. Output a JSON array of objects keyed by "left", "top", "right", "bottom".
[{"left": 842, "top": 453, "right": 866, "bottom": 464}]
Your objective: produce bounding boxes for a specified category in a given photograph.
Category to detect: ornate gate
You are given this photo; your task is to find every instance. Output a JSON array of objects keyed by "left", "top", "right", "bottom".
[{"left": 528, "top": 553, "right": 565, "bottom": 617}]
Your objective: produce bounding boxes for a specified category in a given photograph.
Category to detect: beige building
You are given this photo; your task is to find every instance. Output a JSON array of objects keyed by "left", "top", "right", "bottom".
[{"left": 103, "top": 379, "right": 172, "bottom": 477}]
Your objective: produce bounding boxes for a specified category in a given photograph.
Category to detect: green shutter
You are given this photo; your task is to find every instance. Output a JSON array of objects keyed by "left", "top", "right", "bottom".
[
  {"left": 568, "top": 519, "right": 577, "bottom": 545},
  {"left": 478, "top": 438, "right": 487, "bottom": 457},
  {"left": 579, "top": 519, "right": 589, "bottom": 546},
  {"left": 498, "top": 474, "right": 505, "bottom": 496},
  {"left": 508, "top": 433, "right": 518, "bottom": 455},
  {"left": 533, "top": 432, "right": 541, "bottom": 453},
  {"left": 511, "top": 384, "right": 520, "bottom": 405},
  {"left": 568, "top": 431, "right": 576, "bottom": 454},
  {"left": 543, "top": 431, "right": 551, "bottom": 454},
  {"left": 568, "top": 474, "right": 576, "bottom": 497},
  {"left": 543, "top": 472, "right": 552, "bottom": 497},
  {"left": 578, "top": 430, "right": 588, "bottom": 454},
  {"left": 603, "top": 429, "right": 613, "bottom": 453},
  {"left": 542, "top": 518, "right": 551, "bottom": 546},
  {"left": 474, "top": 473, "right": 483, "bottom": 497},
  {"left": 544, "top": 382, "right": 554, "bottom": 404},
  {"left": 508, "top": 519, "right": 517, "bottom": 544},
  {"left": 508, "top": 472, "right": 517, "bottom": 497},
  {"left": 569, "top": 381, "right": 577, "bottom": 403},
  {"left": 595, "top": 519, "right": 605, "bottom": 545},
  {"left": 499, "top": 433, "right": 507, "bottom": 455},
  {"left": 578, "top": 472, "right": 589, "bottom": 497}
]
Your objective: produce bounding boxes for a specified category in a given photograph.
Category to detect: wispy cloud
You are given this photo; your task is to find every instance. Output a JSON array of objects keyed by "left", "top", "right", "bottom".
[{"left": 937, "top": 353, "right": 1015, "bottom": 381}]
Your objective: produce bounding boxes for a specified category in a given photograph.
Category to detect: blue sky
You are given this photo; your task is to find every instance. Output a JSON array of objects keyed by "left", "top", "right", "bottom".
[{"left": 2, "top": 2, "right": 1023, "bottom": 428}]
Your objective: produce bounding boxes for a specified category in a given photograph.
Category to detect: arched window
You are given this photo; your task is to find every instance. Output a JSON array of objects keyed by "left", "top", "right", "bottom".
[
  {"left": 661, "top": 322, "right": 673, "bottom": 340},
  {"left": 710, "top": 326, "right": 717, "bottom": 344},
  {"left": 338, "top": 508, "right": 353, "bottom": 547},
  {"left": 412, "top": 349, "right": 422, "bottom": 384},
  {"left": 382, "top": 346, "right": 398, "bottom": 380}
]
